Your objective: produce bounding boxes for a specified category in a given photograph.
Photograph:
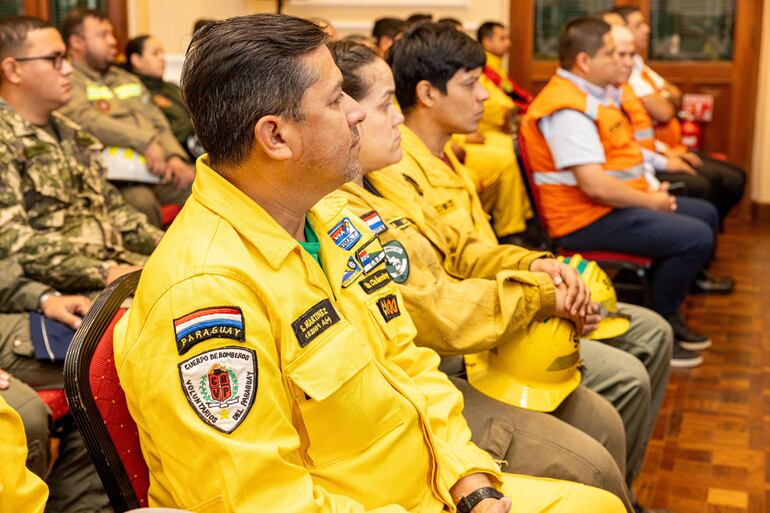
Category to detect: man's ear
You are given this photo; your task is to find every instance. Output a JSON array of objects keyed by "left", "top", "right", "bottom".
[
  {"left": 254, "top": 115, "right": 294, "bottom": 161},
  {"left": 574, "top": 51, "right": 591, "bottom": 75},
  {"left": 129, "top": 52, "right": 141, "bottom": 71},
  {"left": 0, "top": 57, "right": 21, "bottom": 85},
  {"left": 414, "top": 79, "right": 436, "bottom": 109}
]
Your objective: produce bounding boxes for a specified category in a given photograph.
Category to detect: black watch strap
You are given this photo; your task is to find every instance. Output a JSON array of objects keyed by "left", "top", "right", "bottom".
[{"left": 456, "top": 487, "right": 503, "bottom": 513}]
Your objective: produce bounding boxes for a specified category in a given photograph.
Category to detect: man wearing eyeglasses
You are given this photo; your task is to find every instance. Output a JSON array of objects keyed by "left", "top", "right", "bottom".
[
  {"left": 59, "top": 7, "right": 195, "bottom": 228},
  {"left": 0, "top": 14, "right": 162, "bottom": 294}
]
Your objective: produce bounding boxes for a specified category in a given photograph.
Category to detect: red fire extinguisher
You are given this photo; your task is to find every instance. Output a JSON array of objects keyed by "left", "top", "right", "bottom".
[{"left": 680, "top": 114, "right": 702, "bottom": 151}]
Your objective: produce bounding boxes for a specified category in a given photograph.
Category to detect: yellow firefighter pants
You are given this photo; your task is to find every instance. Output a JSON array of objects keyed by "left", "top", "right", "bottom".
[{"left": 502, "top": 472, "right": 625, "bottom": 512}]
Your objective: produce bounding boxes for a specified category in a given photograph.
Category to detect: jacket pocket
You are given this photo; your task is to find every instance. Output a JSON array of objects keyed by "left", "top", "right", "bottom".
[
  {"left": 288, "top": 322, "right": 405, "bottom": 467},
  {"left": 189, "top": 495, "right": 226, "bottom": 513}
]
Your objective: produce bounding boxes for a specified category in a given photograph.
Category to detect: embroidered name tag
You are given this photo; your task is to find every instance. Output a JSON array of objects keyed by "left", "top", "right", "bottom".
[
  {"left": 292, "top": 299, "right": 341, "bottom": 348},
  {"left": 377, "top": 294, "right": 401, "bottom": 322},
  {"left": 359, "top": 268, "right": 392, "bottom": 294},
  {"left": 356, "top": 237, "right": 386, "bottom": 274},
  {"left": 178, "top": 346, "right": 257, "bottom": 434},
  {"left": 328, "top": 217, "right": 361, "bottom": 250},
  {"left": 174, "top": 306, "right": 245, "bottom": 355},
  {"left": 361, "top": 210, "right": 388, "bottom": 236}
]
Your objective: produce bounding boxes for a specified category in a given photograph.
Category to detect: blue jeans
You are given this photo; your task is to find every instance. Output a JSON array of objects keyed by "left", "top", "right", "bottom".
[{"left": 556, "top": 197, "right": 718, "bottom": 317}]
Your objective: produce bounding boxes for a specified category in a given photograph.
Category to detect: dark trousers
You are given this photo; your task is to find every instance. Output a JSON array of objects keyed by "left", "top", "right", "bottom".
[
  {"left": 556, "top": 197, "right": 718, "bottom": 318},
  {"left": 656, "top": 154, "right": 746, "bottom": 222}
]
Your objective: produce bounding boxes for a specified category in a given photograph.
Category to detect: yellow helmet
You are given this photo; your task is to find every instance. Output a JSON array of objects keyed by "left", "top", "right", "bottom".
[
  {"left": 464, "top": 317, "right": 581, "bottom": 412},
  {"left": 557, "top": 255, "right": 631, "bottom": 340}
]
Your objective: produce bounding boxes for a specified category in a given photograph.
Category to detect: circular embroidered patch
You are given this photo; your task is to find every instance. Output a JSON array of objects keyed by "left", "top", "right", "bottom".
[{"left": 383, "top": 240, "right": 410, "bottom": 283}]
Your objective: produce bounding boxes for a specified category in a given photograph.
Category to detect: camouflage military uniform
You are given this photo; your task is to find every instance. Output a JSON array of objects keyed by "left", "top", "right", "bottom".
[
  {"left": 0, "top": 257, "right": 110, "bottom": 513},
  {"left": 61, "top": 61, "right": 192, "bottom": 226},
  {"left": 0, "top": 98, "right": 162, "bottom": 292}
]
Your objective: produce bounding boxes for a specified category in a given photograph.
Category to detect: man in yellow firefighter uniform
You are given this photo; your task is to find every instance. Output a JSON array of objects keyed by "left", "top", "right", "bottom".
[{"left": 113, "top": 15, "right": 624, "bottom": 513}]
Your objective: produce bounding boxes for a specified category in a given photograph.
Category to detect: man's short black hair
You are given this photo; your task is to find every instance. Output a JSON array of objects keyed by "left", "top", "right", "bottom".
[
  {"left": 406, "top": 13, "right": 433, "bottom": 24},
  {"left": 558, "top": 17, "right": 612, "bottom": 70},
  {"left": 612, "top": 6, "right": 641, "bottom": 22},
  {"left": 437, "top": 18, "right": 462, "bottom": 30},
  {"left": 477, "top": 21, "right": 504, "bottom": 43},
  {"left": 327, "top": 40, "right": 380, "bottom": 102},
  {"left": 388, "top": 22, "right": 485, "bottom": 114},
  {"left": 372, "top": 17, "right": 406, "bottom": 43},
  {"left": 0, "top": 16, "right": 51, "bottom": 62},
  {"left": 61, "top": 7, "right": 108, "bottom": 47},
  {"left": 181, "top": 14, "right": 328, "bottom": 169}
]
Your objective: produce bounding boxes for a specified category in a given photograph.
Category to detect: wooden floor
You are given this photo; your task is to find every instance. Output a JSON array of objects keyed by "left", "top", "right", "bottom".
[{"left": 633, "top": 209, "right": 770, "bottom": 512}]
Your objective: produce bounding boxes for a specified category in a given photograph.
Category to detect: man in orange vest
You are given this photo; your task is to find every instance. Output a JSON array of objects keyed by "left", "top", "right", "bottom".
[
  {"left": 613, "top": 5, "right": 746, "bottom": 229},
  {"left": 520, "top": 17, "right": 721, "bottom": 357}
]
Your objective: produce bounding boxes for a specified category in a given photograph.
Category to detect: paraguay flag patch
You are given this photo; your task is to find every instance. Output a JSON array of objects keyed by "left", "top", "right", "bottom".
[
  {"left": 174, "top": 306, "right": 245, "bottom": 355},
  {"left": 361, "top": 210, "right": 388, "bottom": 236}
]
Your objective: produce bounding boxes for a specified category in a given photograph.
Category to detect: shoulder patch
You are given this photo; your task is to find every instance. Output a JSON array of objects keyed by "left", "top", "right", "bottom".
[
  {"left": 376, "top": 294, "right": 401, "bottom": 322},
  {"left": 383, "top": 241, "right": 410, "bottom": 284},
  {"left": 328, "top": 217, "right": 362, "bottom": 250},
  {"left": 292, "top": 299, "right": 341, "bottom": 348},
  {"left": 359, "top": 268, "right": 392, "bottom": 294},
  {"left": 341, "top": 256, "right": 363, "bottom": 288},
  {"left": 179, "top": 346, "right": 257, "bottom": 434},
  {"left": 356, "top": 237, "right": 386, "bottom": 274},
  {"left": 174, "top": 306, "right": 245, "bottom": 356},
  {"left": 360, "top": 210, "right": 388, "bottom": 236}
]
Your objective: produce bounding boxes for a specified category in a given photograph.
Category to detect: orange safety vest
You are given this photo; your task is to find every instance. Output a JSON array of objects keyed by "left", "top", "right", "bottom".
[
  {"left": 619, "top": 83, "right": 656, "bottom": 151},
  {"left": 521, "top": 74, "right": 649, "bottom": 238},
  {"left": 639, "top": 68, "right": 683, "bottom": 150}
]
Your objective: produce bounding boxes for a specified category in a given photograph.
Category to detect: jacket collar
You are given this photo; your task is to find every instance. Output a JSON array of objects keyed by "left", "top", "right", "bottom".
[
  {"left": 0, "top": 97, "right": 60, "bottom": 144},
  {"left": 72, "top": 59, "right": 108, "bottom": 81},
  {"left": 485, "top": 52, "right": 506, "bottom": 75},
  {"left": 191, "top": 157, "right": 349, "bottom": 271},
  {"left": 399, "top": 125, "right": 466, "bottom": 189}
]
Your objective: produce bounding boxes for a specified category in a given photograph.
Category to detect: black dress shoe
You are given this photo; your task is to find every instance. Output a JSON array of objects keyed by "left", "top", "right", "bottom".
[
  {"left": 692, "top": 269, "right": 734, "bottom": 294},
  {"left": 667, "top": 313, "right": 712, "bottom": 351}
]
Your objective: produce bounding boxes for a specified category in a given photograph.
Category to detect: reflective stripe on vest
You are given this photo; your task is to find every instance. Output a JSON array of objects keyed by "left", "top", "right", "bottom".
[
  {"left": 85, "top": 82, "right": 143, "bottom": 102},
  {"left": 634, "top": 128, "right": 655, "bottom": 140},
  {"left": 86, "top": 84, "right": 113, "bottom": 101},
  {"left": 113, "top": 83, "right": 143, "bottom": 99},
  {"left": 533, "top": 163, "right": 646, "bottom": 186}
]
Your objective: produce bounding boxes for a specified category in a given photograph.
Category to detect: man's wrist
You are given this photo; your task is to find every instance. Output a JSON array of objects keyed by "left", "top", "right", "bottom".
[
  {"left": 456, "top": 487, "right": 503, "bottom": 513},
  {"left": 38, "top": 290, "right": 61, "bottom": 311}
]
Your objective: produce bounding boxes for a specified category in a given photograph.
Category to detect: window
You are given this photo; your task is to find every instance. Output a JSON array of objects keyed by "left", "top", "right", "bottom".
[
  {"left": 0, "top": 0, "right": 24, "bottom": 17},
  {"left": 649, "top": 0, "right": 736, "bottom": 60},
  {"left": 534, "top": 0, "right": 613, "bottom": 60},
  {"left": 48, "top": 0, "right": 108, "bottom": 30}
]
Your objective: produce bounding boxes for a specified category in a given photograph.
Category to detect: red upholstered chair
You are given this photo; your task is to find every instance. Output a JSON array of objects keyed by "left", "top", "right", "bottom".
[
  {"left": 36, "top": 389, "right": 69, "bottom": 422},
  {"left": 516, "top": 135, "right": 653, "bottom": 307},
  {"left": 64, "top": 270, "right": 149, "bottom": 512}
]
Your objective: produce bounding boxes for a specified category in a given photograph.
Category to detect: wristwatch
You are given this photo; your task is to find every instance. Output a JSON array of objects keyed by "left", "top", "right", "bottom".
[{"left": 456, "top": 487, "right": 504, "bottom": 513}]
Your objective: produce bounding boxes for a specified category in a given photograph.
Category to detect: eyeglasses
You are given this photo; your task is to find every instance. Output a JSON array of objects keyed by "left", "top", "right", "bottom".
[{"left": 13, "top": 52, "right": 66, "bottom": 70}]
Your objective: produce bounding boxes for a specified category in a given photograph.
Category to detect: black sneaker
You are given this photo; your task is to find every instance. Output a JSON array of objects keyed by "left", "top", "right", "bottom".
[
  {"left": 667, "top": 313, "right": 712, "bottom": 351},
  {"left": 692, "top": 269, "right": 734, "bottom": 294},
  {"left": 670, "top": 343, "right": 703, "bottom": 368}
]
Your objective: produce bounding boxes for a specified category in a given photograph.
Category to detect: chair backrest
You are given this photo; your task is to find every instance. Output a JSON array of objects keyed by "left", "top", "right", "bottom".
[
  {"left": 64, "top": 271, "right": 149, "bottom": 512},
  {"left": 515, "top": 134, "right": 557, "bottom": 251}
]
